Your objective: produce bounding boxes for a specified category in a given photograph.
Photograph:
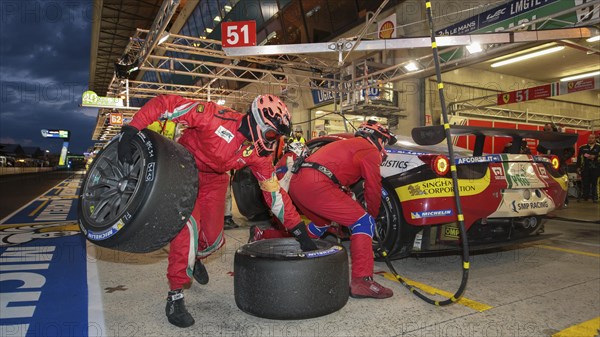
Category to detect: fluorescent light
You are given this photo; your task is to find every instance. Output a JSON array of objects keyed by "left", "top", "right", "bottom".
[
  {"left": 491, "top": 46, "right": 565, "bottom": 67},
  {"left": 224, "top": 5, "right": 232, "bottom": 12},
  {"left": 216, "top": 99, "right": 226, "bottom": 105},
  {"left": 466, "top": 43, "right": 482, "bottom": 54},
  {"left": 404, "top": 62, "right": 419, "bottom": 72},
  {"left": 157, "top": 32, "right": 170, "bottom": 45},
  {"left": 560, "top": 71, "right": 600, "bottom": 82},
  {"left": 205, "top": 28, "right": 213, "bottom": 33},
  {"left": 586, "top": 35, "right": 600, "bottom": 42},
  {"left": 214, "top": 16, "right": 221, "bottom": 22}
]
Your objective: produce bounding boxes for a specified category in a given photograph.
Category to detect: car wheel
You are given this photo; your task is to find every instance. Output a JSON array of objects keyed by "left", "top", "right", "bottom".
[
  {"left": 78, "top": 130, "right": 198, "bottom": 253},
  {"left": 351, "top": 181, "right": 413, "bottom": 258},
  {"left": 234, "top": 238, "right": 349, "bottom": 319}
]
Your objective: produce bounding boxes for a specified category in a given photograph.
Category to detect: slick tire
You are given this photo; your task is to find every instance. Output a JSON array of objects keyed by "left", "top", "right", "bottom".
[
  {"left": 234, "top": 238, "right": 349, "bottom": 319},
  {"left": 78, "top": 129, "right": 198, "bottom": 253},
  {"left": 231, "top": 167, "right": 270, "bottom": 220}
]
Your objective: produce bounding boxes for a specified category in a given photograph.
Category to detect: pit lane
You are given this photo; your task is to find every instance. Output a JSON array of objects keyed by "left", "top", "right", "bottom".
[
  {"left": 1, "top": 173, "right": 598, "bottom": 337},
  {"left": 93, "top": 204, "right": 599, "bottom": 337}
]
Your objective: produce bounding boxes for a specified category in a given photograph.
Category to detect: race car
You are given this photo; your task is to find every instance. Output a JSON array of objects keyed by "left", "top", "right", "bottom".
[{"left": 232, "top": 125, "right": 578, "bottom": 259}]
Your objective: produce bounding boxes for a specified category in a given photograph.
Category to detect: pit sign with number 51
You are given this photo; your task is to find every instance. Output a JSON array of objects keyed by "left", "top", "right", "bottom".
[{"left": 221, "top": 21, "right": 256, "bottom": 48}]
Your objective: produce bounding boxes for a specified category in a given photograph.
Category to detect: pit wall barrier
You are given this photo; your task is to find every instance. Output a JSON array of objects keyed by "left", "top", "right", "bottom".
[{"left": 0, "top": 167, "right": 54, "bottom": 175}]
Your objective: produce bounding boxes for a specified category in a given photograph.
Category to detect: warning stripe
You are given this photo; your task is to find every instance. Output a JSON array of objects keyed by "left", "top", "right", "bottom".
[
  {"left": 535, "top": 245, "right": 600, "bottom": 258},
  {"left": 379, "top": 272, "right": 493, "bottom": 312},
  {"left": 552, "top": 316, "right": 600, "bottom": 337}
]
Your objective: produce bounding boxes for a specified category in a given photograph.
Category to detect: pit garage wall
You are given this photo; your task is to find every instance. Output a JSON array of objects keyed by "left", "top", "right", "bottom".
[
  {"left": 426, "top": 67, "right": 598, "bottom": 155},
  {"left": 426, "top": 67, "right": 600, "bottom": 123}
]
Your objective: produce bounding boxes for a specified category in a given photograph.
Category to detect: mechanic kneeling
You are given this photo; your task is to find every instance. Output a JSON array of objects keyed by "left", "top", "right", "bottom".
[{"left": 253, "top": 120, "right": 397, "bottom": 299}]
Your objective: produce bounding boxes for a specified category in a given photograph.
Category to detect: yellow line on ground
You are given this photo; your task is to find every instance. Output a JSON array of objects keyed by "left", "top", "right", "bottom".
[
  {"left": 28, "top": 199, "right": 49, "bottom": 217},
  {"left": 379, "top": 272, "right": 493, "bottom": 312},
  {"left": 37, "top": 195, "right": 80, "bottom": 200},
  {"left": 535, "top": 245, "right": 600, "bottom": 258},
  {"left": 552, "top": 316, "right": 600, "bottom": 337}
]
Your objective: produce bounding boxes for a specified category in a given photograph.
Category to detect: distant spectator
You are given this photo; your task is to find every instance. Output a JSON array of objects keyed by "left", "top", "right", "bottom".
[
  {"left": 318, "top": 130, "right": 327, "bottom": 137},
  {"left": 577, "top": 133, "right": 599, "bottom": 203},
  {"left": 503, "top": 140, "right": 531, "bottom": 154},
  {"left": 290, "top": 126, "right": 306, "bottom": 144}
]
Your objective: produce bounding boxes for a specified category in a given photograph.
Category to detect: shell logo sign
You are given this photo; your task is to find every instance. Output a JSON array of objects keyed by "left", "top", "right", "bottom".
[{"left": 378, "top": 13, "right": 397, "bottom": 39}]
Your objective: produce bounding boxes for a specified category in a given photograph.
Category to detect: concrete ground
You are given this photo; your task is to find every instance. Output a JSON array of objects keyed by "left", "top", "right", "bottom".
[{"left": 90, "top": 200, "right": 599, "bottom": 337}]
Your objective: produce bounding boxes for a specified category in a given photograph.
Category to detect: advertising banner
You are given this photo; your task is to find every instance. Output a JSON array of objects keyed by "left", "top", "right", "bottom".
[
  {"left": 378, "top": 13, "right": 397, "bottom": 39},
  {"left": 497, "top": 76, "right": 599, "bottom": 105},
  {"left": 40, "top": 129, "right": 70, "bottom": 139},
  {"left": 81, "top": 90, "right": 124, "bottom": 109}
]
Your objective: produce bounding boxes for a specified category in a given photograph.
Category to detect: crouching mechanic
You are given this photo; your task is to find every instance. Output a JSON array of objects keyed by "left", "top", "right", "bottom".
[
  {"left": 253, "top": 120, "right": 397, "bottom": 299},
  {"left": 291, "top": 121, "right": 396, "bottom": 298},
  {"left": 117, "top": 94, "right": 317, "bottom": 328}
]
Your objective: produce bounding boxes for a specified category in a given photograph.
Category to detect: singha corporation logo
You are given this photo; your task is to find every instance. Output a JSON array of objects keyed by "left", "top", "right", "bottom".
[{"left": 408, "top": 184, "right": 426, "bottom": 196}]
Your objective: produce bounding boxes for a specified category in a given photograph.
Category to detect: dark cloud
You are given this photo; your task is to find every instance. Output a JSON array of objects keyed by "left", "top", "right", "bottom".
[{"left": 0, "top": 0, "right": 96, "bottom": 154}]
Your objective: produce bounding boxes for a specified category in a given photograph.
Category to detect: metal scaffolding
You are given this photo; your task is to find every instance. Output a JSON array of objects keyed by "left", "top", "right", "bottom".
[{"left": 92, "top": 0, "right": 599, "bottom": 143}]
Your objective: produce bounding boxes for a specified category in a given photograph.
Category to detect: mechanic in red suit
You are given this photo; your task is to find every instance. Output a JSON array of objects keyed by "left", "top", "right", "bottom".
[
  {"left": 253, "top": 120, "right": 397, "bottom": 299},
  {"left": 248, "top": 141, "right": 309, "bottom": 241},
  {"left": 117, "top": 94, "right": 317, "bottom": 328}
]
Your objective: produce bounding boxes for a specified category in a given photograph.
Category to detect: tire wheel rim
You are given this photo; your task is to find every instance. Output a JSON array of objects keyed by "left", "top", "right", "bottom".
[
  {"left": 82, "top": 143, "right": 143, "bottom": 229},
  {"left": 373, "top": 198, "right": 394, "bottom": 247}
]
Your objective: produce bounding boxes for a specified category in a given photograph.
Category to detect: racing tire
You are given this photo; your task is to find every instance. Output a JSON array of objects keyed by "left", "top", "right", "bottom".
[
  {"left": 352, "top": 181, "right": 416, "bottom": 259},
  {"left": 234, "top": 238, "right": 349, "bottom": 319},
  {"left": 78, "top": 129, "right": 198, "bottom": 253},
  {"left": 231, "top": 167, "right": 270, "bottom": 220}
]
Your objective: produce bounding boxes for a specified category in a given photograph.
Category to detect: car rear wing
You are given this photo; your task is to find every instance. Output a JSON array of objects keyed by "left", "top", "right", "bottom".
[{"left": 411, "top": 125, "right": 578, "bottom": 156}]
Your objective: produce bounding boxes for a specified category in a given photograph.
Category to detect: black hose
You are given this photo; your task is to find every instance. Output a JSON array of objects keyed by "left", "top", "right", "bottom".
[{"left": 376, "top": 0, "right": 470, "bottom": 306}]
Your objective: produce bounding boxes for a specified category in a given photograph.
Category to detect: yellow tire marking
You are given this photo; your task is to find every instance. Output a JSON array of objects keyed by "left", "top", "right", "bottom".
[
  {"left": 552, "top": 316, "right": 600, "bottom": 337},
  {"left": 379, "top": 272, "right": 492, "bottom": 312}
]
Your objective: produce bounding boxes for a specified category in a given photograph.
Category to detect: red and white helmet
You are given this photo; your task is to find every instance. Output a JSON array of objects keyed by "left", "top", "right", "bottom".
[
  {"left": 355, "top": 120, "right": 397, "bottom": 160},
  {"left": 248, "top": 94, "right": 292, "bottom": 156}
]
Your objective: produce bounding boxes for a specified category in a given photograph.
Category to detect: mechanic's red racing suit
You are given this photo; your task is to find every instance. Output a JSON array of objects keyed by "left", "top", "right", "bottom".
[
  {"left": 288, "top": 137, "right": 382, "bottom": 279},
  {"left": 128, "top": 95, "right": 302, "bottom": 289}
]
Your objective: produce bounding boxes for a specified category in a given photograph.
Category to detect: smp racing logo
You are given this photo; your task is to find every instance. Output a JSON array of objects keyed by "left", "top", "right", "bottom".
[{"left": 511, "top": 200, "right": 549, "bottom": 213}]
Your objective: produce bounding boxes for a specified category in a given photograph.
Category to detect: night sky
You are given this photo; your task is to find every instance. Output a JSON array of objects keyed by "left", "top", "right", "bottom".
[{"left": 1, "top": 1, "right": 97, "bottom": 155}]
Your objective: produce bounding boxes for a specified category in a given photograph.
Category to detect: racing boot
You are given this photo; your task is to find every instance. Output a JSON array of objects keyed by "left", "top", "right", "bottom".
[
  {"left": 248, "top": 225, "right": 264, "bottom": 243},
  {"left": 223, "top": 216, "right": 239, "bottom": 229},
  {"left": 350, "top": 276, "right": 393, "bottom": 299},
  {"left": 165, "top": 289, "right": 195, "bottom": 328},
  {"left": 193, "top": 259, "right": 209, "bottom": 285}
]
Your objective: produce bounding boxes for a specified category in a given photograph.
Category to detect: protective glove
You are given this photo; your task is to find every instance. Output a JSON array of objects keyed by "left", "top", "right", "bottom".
[
  {"left": 117, "top": 125, "right": 139, "bottom": 164},
  {"left": 290, "top": 222, "right": 317, "bottom": 251}
]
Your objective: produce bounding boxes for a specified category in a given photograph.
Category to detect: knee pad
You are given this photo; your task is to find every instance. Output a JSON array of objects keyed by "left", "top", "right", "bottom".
[
  {"left": 307, "top": 222, "right": 329, "bottom": 238},
  {"left": 350, "top": 213, "right": 375, "bottom": 238}
]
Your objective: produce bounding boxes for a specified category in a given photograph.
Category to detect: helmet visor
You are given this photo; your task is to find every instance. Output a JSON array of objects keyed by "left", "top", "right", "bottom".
[{"left": 264, "top": 129, "right": 281, "bottom": 142}]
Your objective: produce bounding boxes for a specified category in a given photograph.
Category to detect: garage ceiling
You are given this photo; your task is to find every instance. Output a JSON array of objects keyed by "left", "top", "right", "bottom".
[
  {"left": 472, "top": 40, "right": 600, "bottom": 83},
  {"left": 88, "top": 0, "right": 599, "bottom": 147}
]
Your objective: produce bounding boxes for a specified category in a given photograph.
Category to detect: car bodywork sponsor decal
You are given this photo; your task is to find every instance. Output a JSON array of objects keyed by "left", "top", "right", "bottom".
[
  {"left": 410, "top": 209, "right": 453, "bottom": 219},
  {"left": 397, "top": 169, "right": 491, "bottom": 200}
]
